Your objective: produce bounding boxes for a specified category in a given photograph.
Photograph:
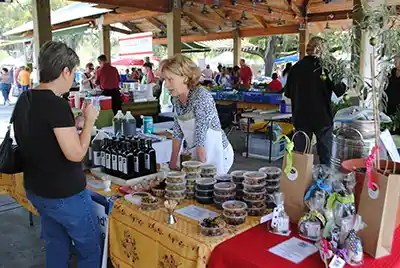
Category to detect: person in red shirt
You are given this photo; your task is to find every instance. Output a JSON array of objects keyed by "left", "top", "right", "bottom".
[
  {"left": 268, "top": 73, "right": 283, "bottom": 92},
  {"left": 239, "top": 59, "right": 253, "bottom": 88},
  {"left": 95, "top": 54, "right": 121, "bottom": 114}
]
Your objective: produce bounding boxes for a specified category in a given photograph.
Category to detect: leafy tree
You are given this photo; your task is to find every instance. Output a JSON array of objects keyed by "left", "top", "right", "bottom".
[{"left": 246, "top": 34, "right": 299, "bottom": 75}]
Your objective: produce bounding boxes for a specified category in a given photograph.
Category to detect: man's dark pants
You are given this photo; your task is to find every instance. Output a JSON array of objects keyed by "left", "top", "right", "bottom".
[
  {"left": 293, "top": 125, "right": 333, "bottom": 165},
  {"left": 102, "top": 89, "right": 122, "bottom": 115}
]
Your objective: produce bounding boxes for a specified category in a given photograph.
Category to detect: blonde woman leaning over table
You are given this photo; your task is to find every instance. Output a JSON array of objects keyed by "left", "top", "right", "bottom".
[{"left": 160, "top": 54, "right": 234, "bottom": 174}]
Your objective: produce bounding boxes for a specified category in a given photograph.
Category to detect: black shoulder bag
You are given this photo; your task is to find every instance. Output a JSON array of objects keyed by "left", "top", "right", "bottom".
[{"left": 0, "top": 92, "right": 30, "bottom": 174}]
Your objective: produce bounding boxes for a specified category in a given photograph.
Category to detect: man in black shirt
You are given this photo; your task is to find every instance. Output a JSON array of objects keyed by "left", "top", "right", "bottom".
[{"left": 284, "top": 37, "right": 345, "bottom": 164}]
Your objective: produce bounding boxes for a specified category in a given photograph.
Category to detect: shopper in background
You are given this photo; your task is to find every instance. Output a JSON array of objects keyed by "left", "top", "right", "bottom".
[
  {"left": 0, "top": 68, "right": 11, "bottom": 105},
  {"left": 80, "top": 62, "right": 95, "bottom": 91},
  {"left": 284, "top": 37, "right": 345, "bottom": 164},
  {"left": 201, "top": 64, "right": 214, "bottom": 86},
  {"left": 268, "top": 73, "right": 283, "bottom": 92},
  {"left": 239, "top": 59, "right": 253, "bottom": 88},
  {"left": 160, "top": 54, "right": 234, "bottom": 174},
  {"left": 142, "top": 62, "right": 154, "bottom": 84},
  {"left": 229, "top": 66, "right": 240, "bottom": 89},
  {"left": 281, "top": 62, "right": 292, "bottom": 87},
  {"left": 18, "top": 66, "right": 31, "bottom": 91},
  {"left": 96, "top": 54, "right": 121, "bottom": 115},
  {"left": 130, "top": 67, "right": 140, "bottom": 82},
  {"left": 13, "top": 41, "right": 101, "bottom": 268}
]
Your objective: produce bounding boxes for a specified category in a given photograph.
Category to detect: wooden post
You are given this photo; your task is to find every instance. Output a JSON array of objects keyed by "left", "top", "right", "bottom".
[
  {"left": 97, "top": 16, "right": 111, "bottom": 60},
  {"left": 233, "top": 29, "right": 241, "bottom": 66},
  {"left": 32, "top": 0, "right": 52, "bottom": 82},
  {"left": 299, "top": 22, "right": 308, "bottom": 60},
  {"left": 166, "top": 0, "right": 181, "bottom": 57}
]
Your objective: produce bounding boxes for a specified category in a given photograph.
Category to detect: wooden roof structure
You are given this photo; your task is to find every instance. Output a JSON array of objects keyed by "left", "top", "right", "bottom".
[{"left": 65, "top": 0, "right": 355, "bottom": 43}]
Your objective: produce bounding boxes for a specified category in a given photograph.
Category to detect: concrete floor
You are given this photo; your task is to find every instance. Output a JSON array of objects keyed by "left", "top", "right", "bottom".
[{"left": 0, "top": 105, "right": 290, "bottom": 268}]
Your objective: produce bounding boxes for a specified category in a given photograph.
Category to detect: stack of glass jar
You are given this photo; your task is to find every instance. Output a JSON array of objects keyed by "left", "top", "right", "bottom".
[
  {"left": 243, "top": 171, "right": 267, "bottom": 216},
  {"left": 259, "top": 167, "right": 282, "bottom": 210},
  {"left": 230, "top": 170, "right": 247, "bottom": 200}
]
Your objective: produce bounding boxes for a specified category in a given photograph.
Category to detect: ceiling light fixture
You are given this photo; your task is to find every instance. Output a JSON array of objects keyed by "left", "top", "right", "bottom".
[
  {"left": 231, "top": 0, "right": 238, "bottom": 6},
  {"left": 217, "top": 26, "right": 223, "bottom": 32},
  {"left": 201, "top": 2, "right": 209, "bottom": 14},
  {"left": 211, "top": 0, "right": 220, "bottom": 8},
  {"left": 325, "top": 22, "right": 330, "bottom": 30}
]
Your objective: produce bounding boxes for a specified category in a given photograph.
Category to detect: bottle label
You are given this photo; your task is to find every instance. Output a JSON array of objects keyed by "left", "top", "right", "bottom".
[
  {"left": 88, "top": 147, "right": 93, "bottom": 161},
  {"left": 134, "top": 156, "right": 139, "bottom": 173},
  {"left": 101, "top": 152, "right": 106, "bottom": 167},
  {"left": 122, "top": 157, "right": 127, "bottom": 174},
  {"left": 118, "top": 155, "right": 123, "bottom": 172},
  {"left": 93, "top": 151, "right": 102, "bottom": 166},
  {"left": 145, "top": 154, "right": 150, "bottom": 170},
  {"left": 106, "top": 153, "right": 111, "bottom": 169},
  {"left": 112, "top": 155, "right": 118, "bottom": 170}
]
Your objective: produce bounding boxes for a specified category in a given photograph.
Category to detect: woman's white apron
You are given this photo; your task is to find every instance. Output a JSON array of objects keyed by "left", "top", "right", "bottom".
[{"left": 177, "top": 111, "right": 234, "bottom": 174}]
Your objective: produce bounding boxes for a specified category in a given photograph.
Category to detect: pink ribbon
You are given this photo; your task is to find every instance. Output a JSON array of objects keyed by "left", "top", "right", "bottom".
[{"left": 365, "top": 146, "right": 379, "bottom": 190}]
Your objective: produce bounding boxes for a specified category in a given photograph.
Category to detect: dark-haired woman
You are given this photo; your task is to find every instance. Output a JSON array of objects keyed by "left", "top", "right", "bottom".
[
  {"left": 13, "top": 41, "right": 101, "bottom": 268},
  {"left": 281, "top": 62, "right": 292, "bottom": 88}
]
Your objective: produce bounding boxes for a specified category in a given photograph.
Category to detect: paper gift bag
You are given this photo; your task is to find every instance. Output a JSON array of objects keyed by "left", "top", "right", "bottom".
[
  {"left": 280, "top": 131, "right": 314, "bottom": 223},
  {"left": 358, "top": 160, "right": 400, "bottom": 259}
]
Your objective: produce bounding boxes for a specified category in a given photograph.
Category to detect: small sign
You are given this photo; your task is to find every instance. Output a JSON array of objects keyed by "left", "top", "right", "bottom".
[
  {"left": 287, "top": 167, "right": 298, "bottom": 181},
  {"left": 269, "top": 237, "right": 318, "bottom": 264},
  {"left": 260, "top": 213, "right": 273, "bottom": 224},
  {"left": 329, "top": 255, "right": 346, "bottom": 268}
]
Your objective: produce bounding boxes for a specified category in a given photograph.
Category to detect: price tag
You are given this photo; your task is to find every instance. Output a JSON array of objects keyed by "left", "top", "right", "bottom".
[{"left": 260, "top": 213, "right": 273, "bottom": 224}]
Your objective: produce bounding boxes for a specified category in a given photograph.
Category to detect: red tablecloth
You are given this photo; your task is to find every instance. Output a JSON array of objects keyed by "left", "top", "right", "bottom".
[{"left": 208, "top": 223, "right": 400, "bottom": 268}]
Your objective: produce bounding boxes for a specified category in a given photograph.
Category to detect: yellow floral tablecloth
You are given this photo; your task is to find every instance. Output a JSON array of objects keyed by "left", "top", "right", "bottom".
[
  {"left": 0, "top": 173, "right": 261, "bottom": 268},
  {"left": 109, "top": 199, "right": 260, "bottom": 268}
]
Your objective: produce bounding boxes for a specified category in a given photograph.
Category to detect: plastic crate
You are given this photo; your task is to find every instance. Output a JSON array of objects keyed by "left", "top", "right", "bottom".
[
  {"left": 246, "top": 133, "right": 286, "bottom": 161},
  {"left": 242, "top": 92, "right": 269, "bottom": 103},
  {"left": 268, "top": 93, "right": 283, "bottom": 104}
]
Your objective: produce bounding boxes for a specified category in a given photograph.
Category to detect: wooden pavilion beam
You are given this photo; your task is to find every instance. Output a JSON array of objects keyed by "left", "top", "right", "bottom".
[
  {"left": 253, "top": 15, "right": 269, "bottom": 28},
  {"left": 109, "top": 25, "right": 133, "bottom": 35},
  {"left": 307, "top": 10, "right": 352, "bottom": 22},
  {"left": 190, "top": 0, "right": 296, "bottom": 21},
  {"left": 70, "top": 0, "right": 169, "bottom": 13},
  {"left": 146, "top": 17, "right": 167, "bottom": 30},
  {"left": 182, "top": 15, "right": 208, "bottom": 35},
  {"left": 103, "top": 10, "right": 162, "bottom": 25},
  {"left": 121, "top": 21, "right": 142, "bottom": 33},
  {"left": 153, "top": 24, "right": 299, "bottom": 44}
]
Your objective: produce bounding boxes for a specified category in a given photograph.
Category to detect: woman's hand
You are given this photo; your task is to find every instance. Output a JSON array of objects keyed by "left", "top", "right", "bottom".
[
  {"left": 196, "top": 146, "right": 207, "bottom": 163},
  {"left": 83, "top": 103, "right": 99, "bottom": 124}
]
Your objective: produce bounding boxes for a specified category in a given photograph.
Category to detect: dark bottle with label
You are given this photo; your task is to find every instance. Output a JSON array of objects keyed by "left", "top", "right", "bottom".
[
  {"left": 118, "top": 141, "right": 126, "bottom": 179},
  {"left": 104, "top": 139, "right": 112, "bottom": 175},
  {"left": 137, "top": 139, "right": 146, "bottom": 176},
  {"left": 111, "top": 138, "right": 119, "bottom": 177},
  {"left": 145, "top": 139, "right": 157, "bottom": 174},
  {"left": 125, "top": 142, "right": 134, "bottom": 179},
  {"left": 132, "top": 140, "right": 140, "bottom": 178},
  {"left": 92, "top": 136, "right": 103, "bottom": 168},
  {"left": 101, "top": 139, "right": 108, "bottom": 172}
]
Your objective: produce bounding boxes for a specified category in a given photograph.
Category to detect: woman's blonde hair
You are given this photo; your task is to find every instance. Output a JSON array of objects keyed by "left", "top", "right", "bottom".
[{"left": 160, "top": 54, "right": 201, "bottom": 89}]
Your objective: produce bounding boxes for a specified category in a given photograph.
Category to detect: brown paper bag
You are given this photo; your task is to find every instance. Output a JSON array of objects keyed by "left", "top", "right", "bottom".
[
  {"left": 358, "top": 160, "right": 400, "bottom": 259},
  {"left": 281, "top": 131, "right": 314, "bottom": 223}
]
